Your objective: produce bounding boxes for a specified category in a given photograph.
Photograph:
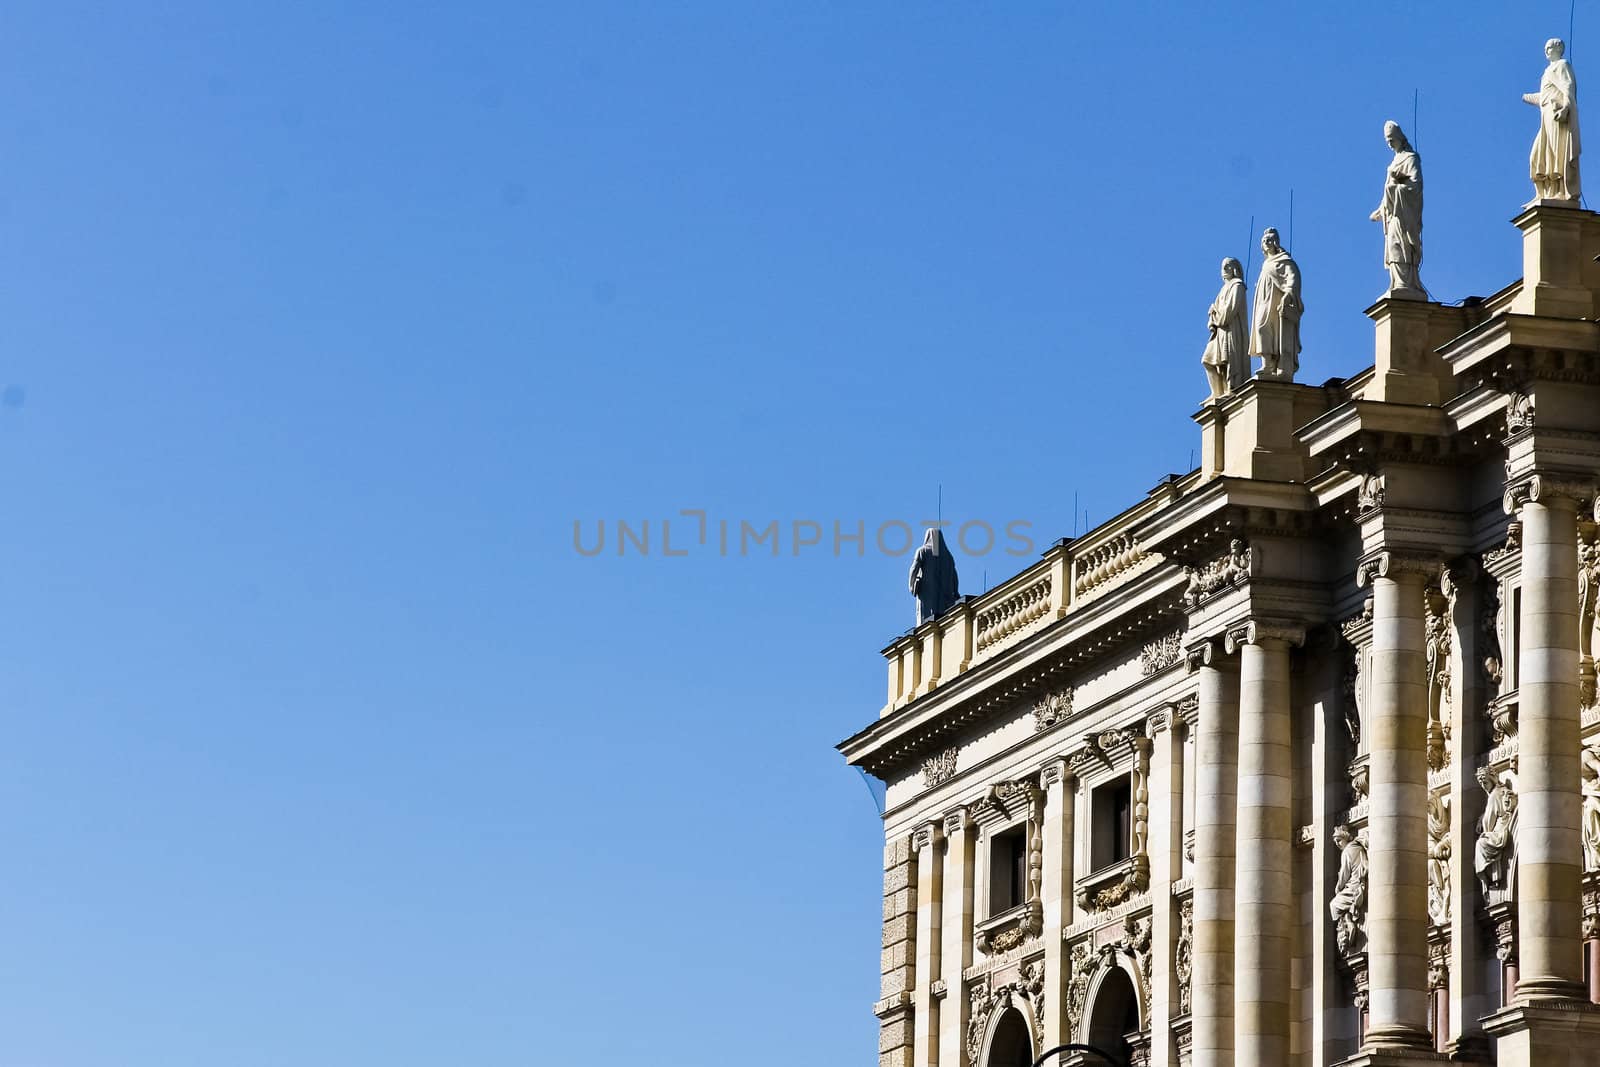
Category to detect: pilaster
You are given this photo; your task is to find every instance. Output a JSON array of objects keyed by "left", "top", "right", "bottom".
[
  {"left": 1187, "top": 635, "right": 1240, "bottom": 1067},
  {"left": 938, "top": 809, "right": 975, "bottom": 1067},
  {"left": 1041, "top": 759, "right": 1076, "bottom": 1051},
  {"left": 914, "top": 822, "right": 944, "bottom": 1067}
]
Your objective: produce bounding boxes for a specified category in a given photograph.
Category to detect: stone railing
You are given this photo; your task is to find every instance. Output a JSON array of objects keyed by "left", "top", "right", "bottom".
[
  {"left": 1073, "top": 532, "right": 1156, "bottom": 604},
  {"left": 975, "top": 573, "right": 1053, "bottom": 657}
]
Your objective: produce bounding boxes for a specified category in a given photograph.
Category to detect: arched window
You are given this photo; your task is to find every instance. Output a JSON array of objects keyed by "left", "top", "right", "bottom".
[
  {"left": 985, "top": 1007, "right": 1032, "bottom": 1067},
  {"left": 1085, "top": 966, "right": 1141, "bottom": 1062}
]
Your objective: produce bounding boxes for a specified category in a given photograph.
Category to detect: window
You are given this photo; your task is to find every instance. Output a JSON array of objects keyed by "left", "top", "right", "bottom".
[
  {"left": 988, "top": 825, "right": 1028, "bottom": 914},
  {"left": 1091, "top": 777, "right": 1133, "bottom": 871}
]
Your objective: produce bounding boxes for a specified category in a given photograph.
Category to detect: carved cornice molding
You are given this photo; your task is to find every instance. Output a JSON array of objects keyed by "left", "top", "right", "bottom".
[
  {"left": 1504, "top": 472, "right": 1594, "bottom": 514},
  {"left": 1223, "top": 618, "right": 1308, "bottom": 653},
  {"left": 1355, "top": 549, "right": 1440, "bottom": 588}
]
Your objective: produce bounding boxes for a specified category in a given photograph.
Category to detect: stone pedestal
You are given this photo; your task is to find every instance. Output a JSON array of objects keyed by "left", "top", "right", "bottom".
[
  {"left": 1483, "top": 1001, "right": 1600, "bottom": 1066},
  {"left": 1510, "top": 204, "right": 1600, "bottom": 319},
  {"left": 1363, "top": 298, "right": 1472, "bottom": 407}
]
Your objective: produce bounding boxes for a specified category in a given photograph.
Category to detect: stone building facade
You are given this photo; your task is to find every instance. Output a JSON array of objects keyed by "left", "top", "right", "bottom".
[{"left": 839, "top": 205, "right": 1600, "bottom": 1066}]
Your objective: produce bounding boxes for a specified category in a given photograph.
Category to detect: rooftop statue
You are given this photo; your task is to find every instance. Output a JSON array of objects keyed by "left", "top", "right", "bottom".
[
  {"left": 1249, "top": 228, "right": 1303, "bottom": 382},
  {"left": 909, "top": 528, "right": 959, "bottom": 626},
  {"left": 1201, "top": 257, "right": 1249, "bottom": 399},
  {"left": 1371, "top": 121, "right": 1424, "bottom": 296},
  {"left": 1523, "top": 37, "right": 1582, "bottom": 203}
]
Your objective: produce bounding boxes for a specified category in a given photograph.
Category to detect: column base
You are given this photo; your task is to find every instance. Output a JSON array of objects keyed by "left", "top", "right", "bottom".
[
  {"left": 1336, "top": 1050, "right": 1450, "bottom": 1066},
  {"left": 1482, "top": 1000, "right": 1600, "bottom": 1067}
]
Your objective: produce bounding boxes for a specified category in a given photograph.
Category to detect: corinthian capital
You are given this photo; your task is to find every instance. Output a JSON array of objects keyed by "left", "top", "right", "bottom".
[
  {"left": 1355, "top": 550, "right": 1440, "bottom": 588},
  {"left": 1223, "top": 618, "right": 1307, "bottom": 653},
  {"left": 1504, "top": 472, "right": 1594, "bottom": 514}
]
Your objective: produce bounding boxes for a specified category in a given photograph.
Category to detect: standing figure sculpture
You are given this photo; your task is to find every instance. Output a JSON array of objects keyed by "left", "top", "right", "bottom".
[
  {"left": 908, "top": 527, "right": 959, "bottom": 626},
  {"left": 1474, "top": 764, "right": 1518, "bottom": 897},
  {"left": 1329, "top": 823, "right": 1368, "bottom": 956},
  {"left": 1582, "top": 742, "right": 1600, "bottom": 872},
  {"left": 1523, "top": 37, "right": 1582, "bottom": 203},
  {"left": 1370, "top": 121, "right": 1424, "bottom": 295},
  {"left": 1201, "top": 257, "right": 1250, "bottom": 398},
  {"left": 1427, "top": 791, "right": 1451, "bottom": 927},
  {"left": 1249, "top": 228, "right": 1303, "bottom": 381}
]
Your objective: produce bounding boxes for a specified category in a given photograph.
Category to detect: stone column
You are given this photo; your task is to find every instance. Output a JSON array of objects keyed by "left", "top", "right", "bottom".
[
  {"left": 914, "top": 822, "right": 944, "bottom": 1067},
  {"left": 1187, "top": 637, "right": 1239, "bottom": 1067},
  {"left": 1446, "top": 559, "right": 1493, "bottom": 1059},
  {"left": 1226, "top": 620, "right": 1301, "bottom": 1065},
  {"left": 1356, "top": 550, "right": 1436, "bottom": 1051},
  {"left": 1041, "top": 759, "right": 1076, "bottom": 1049},
  {"left": 1507, "top": 477, "right": 1588, "bottom": 1000},
  {"left": 939, "top": 808, "right": 975, "bottom": 1067}
]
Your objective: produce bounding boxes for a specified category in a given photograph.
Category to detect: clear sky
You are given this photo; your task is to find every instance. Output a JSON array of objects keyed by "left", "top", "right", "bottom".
[{"left": 0, "top": 3, "right": 1581, "bottom": 1064}]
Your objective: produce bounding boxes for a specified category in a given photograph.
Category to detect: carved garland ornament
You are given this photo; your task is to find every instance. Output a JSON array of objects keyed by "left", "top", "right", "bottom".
[
  {"left": 1181, "top": 538, "right": 1255, "bottom": 608},
  {"left": 1033, "top": 687, "right": 1074, "bottom": 733},
  {"left": 965, "top": 962, "right": 1047, "bottom": 1067},
  {"left": 1064, "top": 914, "right": 1153, "bottom": 1039},
  {"left": 922, "top": 747, "right": 958, "bottom": 788},
  {"left": 1139, "top": 632, "right": 1184, "bottom": 675},
  {"left": 1176, "top": 896, "right": 1194, "bottom": 1015}
]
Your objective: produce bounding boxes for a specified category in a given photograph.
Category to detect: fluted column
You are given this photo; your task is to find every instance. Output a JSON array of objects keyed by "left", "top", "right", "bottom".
[
  {"left": 1187, "top": 637, "right": 1240, "bottom": 1067},
  {"left": 914, "top": 822, "right": 944, "bottom": 1067},
  {"left": 1041, "top": 758, "right": 1076, "bottom": 1048},
  {"left": 1226, "top": 620, "right": 1301, "bottom": 1064},
  {"left": 1507, "top": 476, "right": 1588, "bottom": 1000},
  {"left": 938, "top": 808, "right": 975, "bottom": 1067},
  {"left": 1357, "top": 550, "right": 1435, "bottom": 1049}
]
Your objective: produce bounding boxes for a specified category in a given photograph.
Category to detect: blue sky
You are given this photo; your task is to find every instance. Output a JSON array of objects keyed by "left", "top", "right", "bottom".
[{"left": 0, "top": 3, "right": 1580, "bottom": 1064}]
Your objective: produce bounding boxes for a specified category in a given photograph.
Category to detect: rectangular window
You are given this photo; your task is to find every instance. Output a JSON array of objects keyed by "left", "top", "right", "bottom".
[
  {"left": 988, "top": 825, "right": 1027, "bottom": 914},
  {"left": 1091, "top": 777, "right": 1133, "bottom": 871}
]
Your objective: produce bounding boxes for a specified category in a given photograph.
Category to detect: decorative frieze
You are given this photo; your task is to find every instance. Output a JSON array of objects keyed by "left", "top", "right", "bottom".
[
  {"left": 922, "top": 747, "right": 958, "bottom": 788},
  {"left": 1032, "top": 687, "right": 1074, "bottom": 733},
  {"left": 1181, "top": 538, "right": 1255, "bottom": 608},
  {"left": 1139, "top": 632, "right": 1184, "bottom": 675}
]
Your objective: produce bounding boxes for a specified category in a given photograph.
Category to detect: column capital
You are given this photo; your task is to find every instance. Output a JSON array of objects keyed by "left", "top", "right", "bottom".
[
  {"left": 1223, "top": 618, "right": 1306, "bottom": 653},
  {"left": 942, "top": 806, "right": 973, "bottom": 837},
  {"left": 1173, "top": 693, "right": 1199, "bottom": 729},
  {"left": 913, "top": 821, "right": 944, "bottom": 853},
  {"left": 1146, "top": 707, "right": 1171, "bottom": 736},
  {"left": 1503, "top": 471, "right": 1594, "bottom": 514},
  {"left": 1355, "top": 549, "right": 1440, "bottom": 588},
  {"left": 1184, "top": 634, "right": 1234, "bottom": 671},
  {"left": 1039, "top": 757, "right": 1075, "bottom": 790}
]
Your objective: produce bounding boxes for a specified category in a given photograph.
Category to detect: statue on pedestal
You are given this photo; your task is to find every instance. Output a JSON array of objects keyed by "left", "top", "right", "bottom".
[
  {"left": 1523, "top": 37, "right": 1582, "bottom": 203},
  {"left": 1201, "top": 258, "right": 1249, "bottom": 399},
  {"left": 1329, "top": 823, "right": 1368, "bottom": 955},
  {"left": 1249, "top": 228, "right": 1303, "bottom": 381},
  {"left": 909, "top": 528, "right": 959, "bottom": 626},
  {"left": 1371, "top": 121, "right": 1424, "bottom": 295}
]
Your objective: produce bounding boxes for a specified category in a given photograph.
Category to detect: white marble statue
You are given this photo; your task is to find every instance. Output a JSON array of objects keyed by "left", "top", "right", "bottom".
[
  {"left": 1474, "top": 764, "right": 1518, "bottom": 896},
  {"left": 1523, "top": 37, "right": 1582, "bottom": 203},
  {"left": 1329, "top": 823, "right": 1368, "bottom": 955},
  {"left": 1582, "top": 742, "right": 1600, "bottom": 872},
  {"left": 1371, "top": 121, "right": 1424, "bottom": 295},
  {"left": 1249, "top": 228, "right": 1303, "bottom": 381},
  {"left": 1201, "top": 257, "right": 1249, "bottom": 399}
]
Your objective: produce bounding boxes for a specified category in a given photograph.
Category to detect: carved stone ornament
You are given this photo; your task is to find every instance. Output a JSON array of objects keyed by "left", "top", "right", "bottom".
[
  {"left": 1481, "top": 573, "right": 1506, "bottom": 688},
  {"left": 1584, "top": 887, "right": 1600, "bottom": 940},
  {"left": 1355, "top": 549, "right": 1439, "bottom": 588},
  {"left": 1358, "top": 472, "right": 1387, "bottom": 513},
  {"left": 1494, "top": 911, "right": 1517, "bottom": 965},
  {"left": 1424, "top": 581, "right": 1453, "bottom": 771},
  {"left": 1428, "top": 937, "right": 1450, "bottom": 993},
  {"left": 1181, "top": 538, "right": 1255, "bottom": 608},
  {"left": 1506, "top": 391, "right": 1535, "bottom": 433},
  {"left": 1064, "top": 914, "right": 1153, "bottom": 1039},
  {"left": 1348, "top": 755, "right": 1371, "bottom": 801},
  {"left": 1581, "top": 537, "right": 1600, "bottom": 710},
  {"left": 1341, "top": 641, "right": 1364, "bottom": 747},
  {"left": 1484, "top": 523, "right": 1521, "bottom": 568},
  {"left": 1176, "top": 896, "right": 1194, "bottom": 1015},
  {"left": 1032, "top": 687, "right": 1074, "bottom": 733},
  {"left": 1139, "top": 632, "right": 1184, "bottom": 675},
  {"left": 922, "top": 747, "right": 959, "bottom": 788},
  {"left": 1490, "top": 694, "right": 1519, "bottom": 744},
  {"left": 965, "top": 962, "right": 1047, "bottom": 1067},
  {"left": 1427, "top": 791, "right": 1452, "bottom": 928},
  {"left": 1582, "top": 741, "right": 1600, "bottom": 873}
]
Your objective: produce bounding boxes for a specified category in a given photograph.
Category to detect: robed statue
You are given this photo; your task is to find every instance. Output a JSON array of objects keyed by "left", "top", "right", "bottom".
[
  {"left": 1250, "top": 228, "right": 1303, "bottom": 381},
  {"left": 1371, "top": 121, "right": 1424, "bottom": 295},
  {"left": 1523, "top": 38, "right": 1582, "bottom": 202},
  {"left": 1328, "top": 824, "right": 1368, "bottom": 956},
  {"left": 1202, "top": 258, "right": 1249, "bottom": 398},
  {"left": 1474, "top": 764, "right": 1518, "bottom": 896},
  {"left": 1582, "top": 743, "right": 1600, "bottom": 873},
  {"left": 909, "top": 528, "right": 959, "bottom": 626}
]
